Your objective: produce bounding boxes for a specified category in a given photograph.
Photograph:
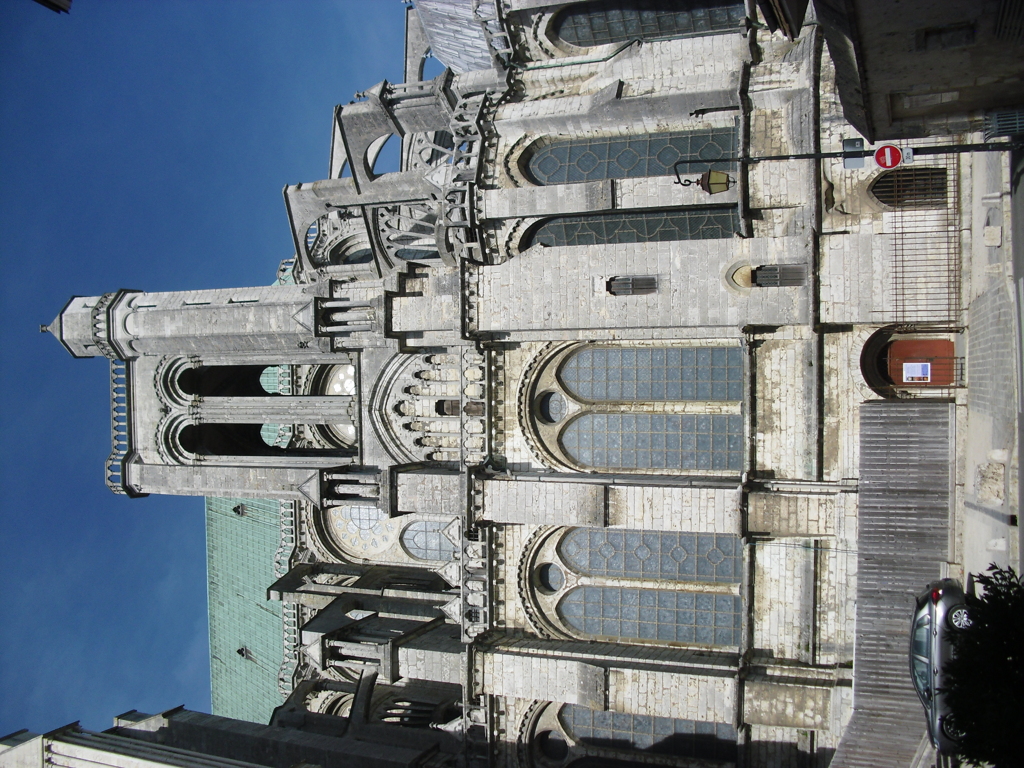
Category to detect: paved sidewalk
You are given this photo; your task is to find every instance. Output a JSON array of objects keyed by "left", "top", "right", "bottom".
[{"left": 962, "top": 147, "right": 1021, "bottom": 579}]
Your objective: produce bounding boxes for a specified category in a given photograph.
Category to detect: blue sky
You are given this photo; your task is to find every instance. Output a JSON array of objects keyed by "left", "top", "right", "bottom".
[{"left": 0, "top": 0, "right": 405, "bottom": 736}]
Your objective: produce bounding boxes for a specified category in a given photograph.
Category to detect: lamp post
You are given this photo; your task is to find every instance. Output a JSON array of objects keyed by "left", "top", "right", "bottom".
[{"left": 673, "top": 164, "right": 735, "bottom": 194}]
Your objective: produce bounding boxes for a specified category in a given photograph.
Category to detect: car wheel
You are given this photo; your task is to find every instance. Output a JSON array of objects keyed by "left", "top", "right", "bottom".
[
  {"left": 948, "top": 605, "right": 972, "bottom": 630},
  {"left": 942, "top": 714, "right": 965, "bottom": 741}
]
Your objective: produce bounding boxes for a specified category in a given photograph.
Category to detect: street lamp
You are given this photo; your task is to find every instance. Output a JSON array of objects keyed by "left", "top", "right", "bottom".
[{"left": 673, "top": 163, "right": 734, "bottom": 194}]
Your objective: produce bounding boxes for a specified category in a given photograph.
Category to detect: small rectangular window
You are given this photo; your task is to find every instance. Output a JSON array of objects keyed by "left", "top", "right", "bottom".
[
  {"left": 751, "top": 264, "right": 805, "bottom": 287},
  {"left": 916, "top": 23, "right": 975, "bottom": 51},
  {"left": 607, "top": 276, "right": 658, "bottom": 296}
]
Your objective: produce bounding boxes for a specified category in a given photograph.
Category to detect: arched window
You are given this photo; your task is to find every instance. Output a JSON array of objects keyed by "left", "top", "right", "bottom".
[
  {"left": 325, "top": 504, "right": 397, "bottom": 557},
  {"left": 524, "top": 129, "right": 736, "bottom": 186},
  {"left": 869, "top": 167, "right": 947, "bottom": 208},
  {"left": 178, "top": 365, "right": 271, "bottom": 397},
  {"left": 259, "top": 365, "right": 293, "bottom": 395},
  {"left": 559, "top": 528, "right": 742, "bottom": 582},
  {"left": 522, "top": 207, "right": 738, "bottom": 249},
  {"left": 260, "top": 423, "right": 294, "bottom": 448},
  {"left": 326, "top": 240, "right": 374, "bottom": 265},
  {"left": 552, "top": 0, "right": 746, "bottom": 48},
  {"left": 559, "top": 705, "right": 737, "bottom": 760},
  {"left": 562, "top": 347, "right": 743, "bottom": 401},
  {"left": 561, "top": 413, "right": 742, "bottom": 471},
  {"left": 180, "top": 423, "right": 286, "bottom": 456},
  {"left": 529, "top": 344, "right": 745, "bottom": 474},
  {"left": 400, "top": 521, "right": 458, "bottom": 561},
  {"left": 530, "top": 527, "right": 743, "bottom": 647}
]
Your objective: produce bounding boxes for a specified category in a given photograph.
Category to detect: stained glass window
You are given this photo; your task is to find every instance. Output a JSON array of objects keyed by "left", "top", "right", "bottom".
[
  {"left": 561, "top": 413, "right": 743, "bottom": 471},
  {"left": 561, "top": 347, "right": 743, "bottom": 402},
  {"left": 401, "top": 521, "right": 457, "bottom": 561},
  {"left": 326, "top": 504, "right": 397, "bottom": 556},
  {"left": 523, "top": 208, "right": 738, "bottom": 249},
  {"left": 525, "top": 129, "right": 736, "bottom": 186},
  {"left": 259, "top": 423, "right": 293, "bottom": 448},
  {"left": 559, "top": 705, "right": 738, "bottom": 760},
  {"left": 557, "top": 587, "right": 742, "bottom": 645},
  {"left": 553, "top": 1, "right": 746, "bottom": 47},
  {"left": 559, "top": 529, "right": 742, "bottom": 583},
  {"left": 259, "top": 365, "right": 292, "bottom": 395}
]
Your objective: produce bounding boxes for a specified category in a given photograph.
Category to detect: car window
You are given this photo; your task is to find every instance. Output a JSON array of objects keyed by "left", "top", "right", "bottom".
[
  {"left": 912, "top": 654, "right": 930, "bottom": 697},
  {"left": 912, "top": 615, "right": 930, "bottom": 657}
]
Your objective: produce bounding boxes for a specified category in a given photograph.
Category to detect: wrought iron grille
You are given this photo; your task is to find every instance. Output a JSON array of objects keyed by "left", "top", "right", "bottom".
[
  {"left": 995, "top": 0, "right": 1024, "bottom": 42},
  {"left": 885, "top": 157, "right": 962, "bottom": 324},
  {"left": 869, "top": 167, "right": 947, "bottom": 209},
  {"left": 607, "top": 275, "right": 658, "bottom": 295},
  {"left": 985, "top": 107, "right": 1024, "bottom": 138},
  {"left": 751, "top": 263, "right": 806, "bottom": 287}
]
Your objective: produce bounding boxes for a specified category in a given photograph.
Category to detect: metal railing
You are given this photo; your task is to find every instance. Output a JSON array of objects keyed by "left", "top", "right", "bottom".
[
  {"left": 275, "top": 500, "right": 300, "bottom": 698},
  {"left": 106, "top": 359, "right": 129, "bottom": 494},
  {"left": 888, "top": 154, "right": 962, "bottom": 324}
]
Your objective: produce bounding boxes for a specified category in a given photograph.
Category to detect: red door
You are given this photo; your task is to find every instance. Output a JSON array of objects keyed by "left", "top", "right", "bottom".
[{"left": 886, "top": 339, "right": 956, "bottom": 386}]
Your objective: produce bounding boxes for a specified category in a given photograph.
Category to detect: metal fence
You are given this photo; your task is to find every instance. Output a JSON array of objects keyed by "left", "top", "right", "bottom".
[{"left": 888, "top": 154, "right": 962, "bottom": 324}]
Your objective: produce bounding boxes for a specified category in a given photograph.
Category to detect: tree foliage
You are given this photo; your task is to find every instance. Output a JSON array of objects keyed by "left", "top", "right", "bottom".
[{"left": 943, "top": 564, "right": 1024, "bottom": 767}]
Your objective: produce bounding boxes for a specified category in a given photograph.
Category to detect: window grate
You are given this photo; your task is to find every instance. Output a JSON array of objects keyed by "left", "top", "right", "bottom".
[
  {"left": 607, "top": 275, "right": 658, "bottom": 295},
  {"left": 985, "top": 107, "right": 1024, "bottom": 138},
  {"left": 751, "top": 264, "right": 806, "bottom": 287},
  {"left": 869, "top": 167, "right": 947, "bottom": 209},
  {"left": 995, "top": 0, "right": 1024, "bottom": 42},
  {"left": 887, "top": 155, "right": 961, "bottom": 323}
]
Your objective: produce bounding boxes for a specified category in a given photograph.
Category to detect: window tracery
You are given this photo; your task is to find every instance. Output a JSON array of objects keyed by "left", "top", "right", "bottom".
[
  {"left": 325, "top": 504, "right": 398, "bottom": 557},
  {"left": 552, "top": 1, "right": 746, "bottom": 48},
  {"left": 559, "top": 528, "right": 742, "bottom": 582},
  {"left": 524, "top": 343, "right": 746, "bottom": 474},
  {"left": 522, "top": 207, "right": 738, "bottom": 249},
  {"left": 524, "top": 526, "right": 743, "bottom": 648},
  {"left": 400, "top": 521, "right": 458, "bottom": 562},
  {"left": 522, "top": 129, "right": 736, "bottom": 186}
]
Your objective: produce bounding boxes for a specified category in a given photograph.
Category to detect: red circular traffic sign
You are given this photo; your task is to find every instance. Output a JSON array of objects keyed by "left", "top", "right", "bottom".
[{"left": 874, "top": 144, "right": 903, "bottom": 169}]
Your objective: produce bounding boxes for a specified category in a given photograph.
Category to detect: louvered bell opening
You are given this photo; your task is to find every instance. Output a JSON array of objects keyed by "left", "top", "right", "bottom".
[
  {"left": 607, "top": 276, "right": 658, "bottom": 296},
  {"left": 995, "top": 0, "right": 1024, "bottom": 43},
  {"left": 751, "top": 264, "right": 806, "bottom": 287},
  {"left": 870, "top": 168, "right": 947, "bottom": 209},
  {"left": 986, "top": 107, "right": 1024, "bottom": 138}
]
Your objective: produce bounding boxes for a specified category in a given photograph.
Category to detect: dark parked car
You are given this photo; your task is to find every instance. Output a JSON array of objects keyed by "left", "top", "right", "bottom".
[{"left": 910, "top": 578, "right": 973, "bottom": 754}]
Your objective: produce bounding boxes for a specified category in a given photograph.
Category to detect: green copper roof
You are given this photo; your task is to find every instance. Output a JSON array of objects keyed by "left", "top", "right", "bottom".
[{"left": 206, "top": 497, "right": 285, "bottom": 724}]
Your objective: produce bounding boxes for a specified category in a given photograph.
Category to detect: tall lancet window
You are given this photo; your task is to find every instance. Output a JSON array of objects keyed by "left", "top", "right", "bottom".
[
  {"left": 529, "top": 527, "right": 744, "bottom": 648},
  {"left": 523, "top": 128, "right": 736, "bottom": 186},
  {"left": 530, "top": 344, "right": 745, "bottom": 473},
  {"left": 552, "top": 1, "right": 746, "bottom": 47},
  {"left": 522, "top": 207, "right": 738, "bottom": 248}
]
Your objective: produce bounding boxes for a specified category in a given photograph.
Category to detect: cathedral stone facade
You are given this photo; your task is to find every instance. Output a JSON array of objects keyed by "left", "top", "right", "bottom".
[{"left": 11, "top": 2, "right": 1006, "bottom": 767}]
